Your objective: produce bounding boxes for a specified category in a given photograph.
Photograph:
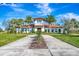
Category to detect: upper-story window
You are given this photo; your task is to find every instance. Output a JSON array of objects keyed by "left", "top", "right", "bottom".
[
  {"left": 34, "top": 20, "right": 43, "bottom": 24},
  {"left": 37, "top": 20, "right": 42, "bottom": 23},
  {"left": 33, "top": 18, "right": 49, "bottom": 24}
]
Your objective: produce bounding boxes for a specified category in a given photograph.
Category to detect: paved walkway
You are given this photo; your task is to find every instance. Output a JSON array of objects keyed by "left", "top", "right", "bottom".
[
  {"left": 42, "top": 35, "right": 79, "bottom": 56},
  {"left": 0, "top": 35, "right": 50, "bottom": 56}
]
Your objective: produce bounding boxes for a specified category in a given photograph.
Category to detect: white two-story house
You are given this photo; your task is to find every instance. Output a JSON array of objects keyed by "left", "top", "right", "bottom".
[{"left": 16, "top": 18, "right": 63, "bottom": 33}]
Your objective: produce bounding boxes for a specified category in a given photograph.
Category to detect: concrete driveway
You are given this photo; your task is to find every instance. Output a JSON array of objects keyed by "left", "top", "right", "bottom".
[
  {"left": 0, "top": 35, "right": 50, "bottom": 56},
  {"left": 0, "top": 34, "right": 79, "bottom": 56},
  {"left": 42, "top": 35, "right": 79, "bottom": 56}
]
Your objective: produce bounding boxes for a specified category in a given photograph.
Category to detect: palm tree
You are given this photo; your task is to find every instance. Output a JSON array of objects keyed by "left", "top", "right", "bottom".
[
  {"left": 25, "top": 16, "right": 32, "bottom": 24},
  {"left": 46, "top": 15, "right": 56, "bottom": 24},
  {"left": 46, "top": 15, "right": 56, "bottom": 32},
  {"left": 24, "top": 16, "right": 32, "bottom": 33},
  {"left": 16, "top": 19, "right": 23, "bottom": 26},
  {"left": 5, "top": 18, "right": 23, "bottom": 33},
  {"left": 16, "top": 19, "right": 23, "bottom": 33},
  {"left": 8, "top": 18, "right": 17, "bottom": 33}
]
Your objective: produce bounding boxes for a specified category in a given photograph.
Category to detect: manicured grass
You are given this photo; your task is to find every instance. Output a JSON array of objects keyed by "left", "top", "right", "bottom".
[
  {"left": 0, "top": 33, "right": 27, "bottom": 46},
  {"left": 49, "top": 33, "right": 79, "bottom": 48}
]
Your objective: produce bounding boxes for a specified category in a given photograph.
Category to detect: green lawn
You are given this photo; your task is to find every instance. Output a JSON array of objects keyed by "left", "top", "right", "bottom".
[
  {"left": 0, "top": 33, "right": 27, "bottom": 46},
  {"left": 49, "top": 33, "right": 79, "bottom": 48}
]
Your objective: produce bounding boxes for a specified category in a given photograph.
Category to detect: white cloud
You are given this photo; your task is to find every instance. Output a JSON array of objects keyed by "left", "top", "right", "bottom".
[
  {"left": 0, "top": 22, "right": 2, "bottom": 25},
  {"left": 1, "top": 3, "right": 34, "bottom": 17},
  {"left": 56, "top": 13, "right": 79, "bottom": 21},
  {"left": 0, "top": 3, "right": 54, "bottom": 17},
  {"left": 6, "top": 10, "right": 34, "bottom": 18},
  {"left": 35, "top": 3, "right": 53, "bottom": 16},
  {"left": 12, "top": 8, "right": 25, "bottom": 12},
  {"left": 0, "top": 3, "right": 17, "bottom": 7},
  {"left": 10, "top": 3, "right": 17, "bottom": 7},
  {"left": 0, "top": 3, "right": 23, "bottom": 12},
  {"left": 55, "top": 13, "right": 79, "bottom": 25},
  {"left": 4, "top": 3, "right": 53, "bottom": 18}
]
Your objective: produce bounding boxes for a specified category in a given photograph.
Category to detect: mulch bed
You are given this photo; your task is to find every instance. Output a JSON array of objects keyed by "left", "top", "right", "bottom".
[{"left": 29, "top": 36, "right": 48, "bottom": 49}]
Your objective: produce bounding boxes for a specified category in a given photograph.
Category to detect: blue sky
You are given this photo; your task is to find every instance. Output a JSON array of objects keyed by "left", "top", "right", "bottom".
[{"left": 0, "top": 3, "right": 79, "bottom": 29}]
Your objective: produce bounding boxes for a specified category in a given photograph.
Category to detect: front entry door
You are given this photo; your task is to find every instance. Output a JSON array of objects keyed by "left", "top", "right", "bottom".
[{"left": 37, "top": 28, "right": 41, "bottom": 31}]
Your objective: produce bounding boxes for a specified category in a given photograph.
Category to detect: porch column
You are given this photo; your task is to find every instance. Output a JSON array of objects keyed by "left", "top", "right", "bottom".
[
  {"left": 54, "top": 28, "right": 56, "bottom": 32},
  {"left": 61, "top": 28, "right": 64, "bottom": 33},
  {"left": 23, "top": 28, "right": 26, "bottom": 33},
  {"left": 27, "top": 28, "right": 29, "bottom": 33},
  {"left": 16, "top": 28, "right": 19, "bottom": 33},
  {"left": 57, "top": 28, "right": 59, "bottom": 33},
  {"left": 46, "top": 28, "right": 49, "bottom": 33},
  {"left": 42, "top": 26, "right": 44, "bottom": 32},
  {"left": 48, "top": 28, "right": 51, "bottom": 32}
]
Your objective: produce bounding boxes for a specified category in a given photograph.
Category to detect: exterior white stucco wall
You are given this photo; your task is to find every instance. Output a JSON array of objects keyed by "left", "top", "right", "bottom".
[
  {"left": 34, "top": 28, "right": 37, "bottom": 32},
  {"left": 41, "top": 27, "right": 44, "bottom": 32},
  {"left": 61, "top": 28, "right": 64, "bottom": 33}
]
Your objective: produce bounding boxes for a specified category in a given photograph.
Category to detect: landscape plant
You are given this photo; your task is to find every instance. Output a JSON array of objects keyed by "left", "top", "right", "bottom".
[
  {"left": 36, "top": 30, "right": 42, "bottom": 42},
  {"left": 61, "top": 17, "right": 79, "bottom": 34}
]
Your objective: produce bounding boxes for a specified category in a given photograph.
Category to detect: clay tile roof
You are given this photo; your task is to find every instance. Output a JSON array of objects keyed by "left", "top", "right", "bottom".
[
  {"left": 34, "top": 24, "right": 43, "bottom": 26},
  {"left": 16, "top": 26, "right": 21, "bottom": 28},
  {"left": 49, "top": 25, "right": 63, "bottom": 28},
  {"left": 34, "top": 18, "right": 45, "bottom": 20},
  {"left": 16, "top": 25, "right": 33, "bottom": 28},
  {"left": 23, "top": 25, "right": 33, "bottom": 28},
  {"left": 16, "top": 24, "right": 63, "bottom": 28},
  {"left": 34, "top": 24, "right": 48, "bottom": 27}
]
